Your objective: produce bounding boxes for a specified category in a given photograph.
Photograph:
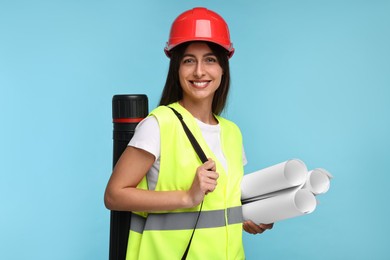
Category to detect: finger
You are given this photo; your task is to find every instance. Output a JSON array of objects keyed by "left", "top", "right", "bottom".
[
  {"left": 250, "top": 224, "right": 265, "bottom": 234},
  {"left": 203, "top": 159, "right": 216, "bottom": 171},
  {"left": 243, "top": 221, "right": 264, "bottom": 234},
  {"left": 208, "top": 158, "right": 216, "bottom": 171},
  {"left": 205, "top": 178, "right": 218, "bottom": 193},
  {"left": 245, "top": 221, "right": 264, "bottom": 234},
  {"left": 243, "top": 222, "right": 253, "bottom": 234},
  {"left": 198, "top": 168, "right": 218, "bottom": 179},
  {"left": 203, "top": 177, "right": 218, "bottom": 186},
  {"left": 259, "top": 223, "right": 274, "bottom": 230},
  {"left": 205, "top": 171, "right": 219, "bottom": 180}
]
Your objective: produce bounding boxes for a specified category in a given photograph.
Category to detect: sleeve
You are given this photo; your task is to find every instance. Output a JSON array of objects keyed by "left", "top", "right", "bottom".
[{"left": 128, "top": 115, "right": 160, "bottom": 161}]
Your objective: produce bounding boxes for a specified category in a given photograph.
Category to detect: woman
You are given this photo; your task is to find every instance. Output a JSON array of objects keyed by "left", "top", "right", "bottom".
[{"left": 104, "top": 7, "right": 273, "bottom": 259}]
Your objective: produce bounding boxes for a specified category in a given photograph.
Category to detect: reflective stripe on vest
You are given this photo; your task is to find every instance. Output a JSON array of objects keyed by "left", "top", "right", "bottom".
[{"left": 131, "top": 206, "right": 243, "bottom": 233}]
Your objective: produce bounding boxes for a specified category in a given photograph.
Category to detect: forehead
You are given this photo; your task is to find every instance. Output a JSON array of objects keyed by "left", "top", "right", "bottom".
[{"left": 184, "top": 42, "right": 214, "bottom": 55}]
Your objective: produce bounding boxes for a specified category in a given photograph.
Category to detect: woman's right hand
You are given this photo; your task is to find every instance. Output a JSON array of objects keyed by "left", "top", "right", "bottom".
[{"left": 187, "top": 159, "right": 219, "bottom": 207}]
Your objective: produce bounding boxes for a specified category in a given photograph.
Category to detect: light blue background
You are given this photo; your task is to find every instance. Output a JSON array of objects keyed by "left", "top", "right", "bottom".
[{"left": 1, "top": 0, "right": 389, "bottom": 259}]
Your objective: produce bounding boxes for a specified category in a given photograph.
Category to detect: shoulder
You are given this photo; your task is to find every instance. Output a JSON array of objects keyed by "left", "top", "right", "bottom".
[
  {"left": 150, "top": 104, "right": 188, "bottom": 129},
  {"left": 135, "top": 115, "right": 159, "bottom": 130},
  {"left": 150, "top": 105, "right": 171, "bottom": 115},
  {"left": 150, "top": 105, "right": 176, "bottom": 122},
  {"left": 129, "top": 115, "right": 160, "bottom": 160}
]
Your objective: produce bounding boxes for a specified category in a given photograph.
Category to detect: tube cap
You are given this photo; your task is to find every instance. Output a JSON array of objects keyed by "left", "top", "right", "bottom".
[{"left": 112, "top": 95, "right": 148, "bottom": 122}]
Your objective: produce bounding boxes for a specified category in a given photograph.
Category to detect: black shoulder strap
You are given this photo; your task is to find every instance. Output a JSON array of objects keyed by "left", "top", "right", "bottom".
[
  {"left": 167, "top": 106, "right": 206, "bottom": 260},
  {"left": 168, "top": 106, "right": 208, "bottom": 163}
]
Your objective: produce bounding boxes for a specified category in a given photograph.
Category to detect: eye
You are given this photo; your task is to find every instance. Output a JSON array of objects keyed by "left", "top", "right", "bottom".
[
  {"left": 182, "top": 57, "right": 196, "bottom": 64},
  {"left": 205, "top": 56, "right": 218, "bottom": 63}
]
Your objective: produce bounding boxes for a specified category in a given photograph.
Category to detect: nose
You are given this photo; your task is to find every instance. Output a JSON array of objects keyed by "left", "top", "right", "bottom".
[{"left": 193, "top": 61, "right": 205, "bottom": 78}]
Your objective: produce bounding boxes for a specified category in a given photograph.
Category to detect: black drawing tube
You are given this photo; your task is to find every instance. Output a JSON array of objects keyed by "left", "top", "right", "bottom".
[{"left": 110, "top": 94, "right": 148, "bottom": 260}]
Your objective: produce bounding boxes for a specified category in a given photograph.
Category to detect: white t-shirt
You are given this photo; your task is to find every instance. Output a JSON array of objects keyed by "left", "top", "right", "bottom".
[{"left": 128, "top": 116, "right": 247, "bottom": 190}]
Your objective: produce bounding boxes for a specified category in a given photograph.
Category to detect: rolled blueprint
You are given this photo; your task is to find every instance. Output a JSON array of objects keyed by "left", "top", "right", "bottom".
[
  {"left": 241, "top": 159, "right": 308, "bottom": 201},
  {"left": 304, "top": 168, "right": 333, "bottom": 195},
  {"left": 242, "top": 188, "right": 317, "bottom": 224}
]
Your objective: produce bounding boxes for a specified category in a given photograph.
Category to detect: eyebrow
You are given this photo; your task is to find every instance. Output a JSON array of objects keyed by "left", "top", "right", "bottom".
[{"left": 182, "top": 52, "right": 216, "bottom": 58}]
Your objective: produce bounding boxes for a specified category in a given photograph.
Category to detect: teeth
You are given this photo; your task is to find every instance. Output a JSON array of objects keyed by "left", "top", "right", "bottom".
[{"left": 193, "top": 81, "right": 208, "bottom": 87}]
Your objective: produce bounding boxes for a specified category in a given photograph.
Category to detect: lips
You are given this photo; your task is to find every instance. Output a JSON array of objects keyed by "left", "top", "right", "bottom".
[{"left": 190, "top": 80, "right": 211, "bottom": 88}]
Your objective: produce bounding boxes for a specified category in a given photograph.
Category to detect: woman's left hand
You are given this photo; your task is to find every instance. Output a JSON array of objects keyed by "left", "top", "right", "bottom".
[{"left": 243, "top": 220, "right": 274, "bottom": 234}]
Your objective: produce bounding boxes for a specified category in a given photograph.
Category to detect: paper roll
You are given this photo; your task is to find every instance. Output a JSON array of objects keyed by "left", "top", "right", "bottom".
[
  {"left": 242, "top": 188, "right": 317, "bottom": 224},
  {"left": 241, "top": 159, "right": 308, "bottom": 201},
  {"left": 304, "top": 168, "right": 333, "bottom": 195}
]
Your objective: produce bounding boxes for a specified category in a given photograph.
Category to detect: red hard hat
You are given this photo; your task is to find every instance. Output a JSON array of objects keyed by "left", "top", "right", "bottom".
[{"left": 164, "top": 7, "right": 234, "bottom": 58}]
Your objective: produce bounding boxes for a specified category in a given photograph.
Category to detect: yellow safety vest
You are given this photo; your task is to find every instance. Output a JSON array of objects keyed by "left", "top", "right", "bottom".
[{"left": 126, "top": 102, "right": 245, "bottom": 260}]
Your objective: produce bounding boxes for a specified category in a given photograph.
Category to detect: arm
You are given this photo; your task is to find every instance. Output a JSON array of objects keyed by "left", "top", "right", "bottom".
[{"left": 104, "top": 146, "right": 218, "bottom": 212}]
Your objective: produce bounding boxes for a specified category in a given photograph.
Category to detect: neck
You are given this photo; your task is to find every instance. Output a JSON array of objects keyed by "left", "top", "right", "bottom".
[{"left": 179, "top": 99, "right": 217, "bottom": 125}]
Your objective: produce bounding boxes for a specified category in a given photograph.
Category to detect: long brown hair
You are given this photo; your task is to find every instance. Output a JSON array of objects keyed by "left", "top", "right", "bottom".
[{"left": 159, "top": 41, "right": 231, "bottom": 115}]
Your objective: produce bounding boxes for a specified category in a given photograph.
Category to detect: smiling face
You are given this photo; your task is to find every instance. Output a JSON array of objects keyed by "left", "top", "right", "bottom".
[{"left": 178, "top": 42, "right": 223, "bottom": 105}]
